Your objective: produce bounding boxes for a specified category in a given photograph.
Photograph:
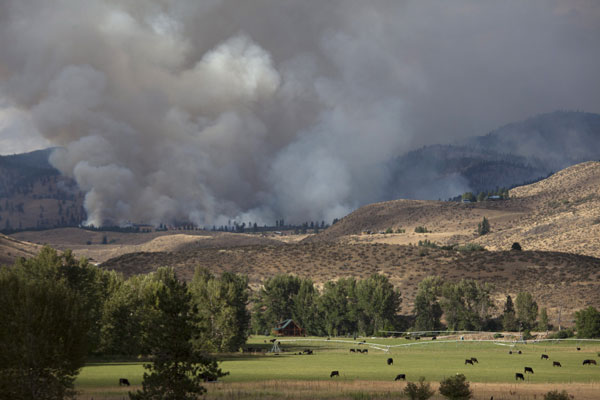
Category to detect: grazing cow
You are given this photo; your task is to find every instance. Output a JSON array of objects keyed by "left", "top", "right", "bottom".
[
  {"left": 330, "top": 370, "right": 340, "bottom": 378},
  {"left": 583, "top": 359, "right": 597, "bottom": 366},
  {"left": 303, "top": 349, "right": 313, "bottom": 355},
  {"left": 509, "top": 351, "right": 512, "bottom": 354},
  {"left": 387, "top": 358, "right": 393, "bottom": 365},
  {"left": 362, "top": 349, "right": 368, "bottom": 354},
  {"left": 269, "top": 338, "right": 277, "bottom": 343},
  {"left": 119, "top": 378, "right": 130, "bottom": 386},
  {"left": 432, "top": 336, "right": 437, "bottom": 341},
  {"left": 518, "top": 350, "right": 522, "bottom": 354},
  {"left": 541, "top": 354, "right": 549, "bottom": 360},
  {"left": 350, "top": 349, "right": 356, "bottom": 353},
  {"left": 415, "top": 336, "right": 421, "bottom": 340},
  {"left": 524, "top": 367, "right": 534, "bottom": 374},
  {"left": 515, "top": 373, "right": 525, "bottom": 381},
  {"left": 465, "top": 359, "right": 474, "bottom": 365},
  {"left": 577, "top": 347, "right": 581, "bottom": 351},
  {"left": 471, "top": 357, "right": 479, "bottom": 364},
  {"left": 553, "top": 361, "right": 562, "bottom": 367},
  {"left": 394, "top": 374, "right": 406, "bottom": 381}
]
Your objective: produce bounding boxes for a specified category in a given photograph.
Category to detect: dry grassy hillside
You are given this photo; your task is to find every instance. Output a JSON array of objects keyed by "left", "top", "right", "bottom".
[
  {"left": 307, "top": 161, "right": 600, "bottom": 258},
  {"left": 101, "top": 242, "right": 600, "bottom": 323},
  {"left": 0, "top": 234, "right": 42, "bottom": 266},
  {"left": 9, "top": 228, "right": 286, "bottom": 264}
]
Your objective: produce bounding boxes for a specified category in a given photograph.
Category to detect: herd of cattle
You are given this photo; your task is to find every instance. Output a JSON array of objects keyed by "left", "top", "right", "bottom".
[{"left": 328, "top": 348, "right": 599, "bottom": 382}]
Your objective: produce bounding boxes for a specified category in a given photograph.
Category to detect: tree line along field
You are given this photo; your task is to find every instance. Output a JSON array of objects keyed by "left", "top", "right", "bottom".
[{"left": 75, "top": 338, "right": 600, "bottom": 399}]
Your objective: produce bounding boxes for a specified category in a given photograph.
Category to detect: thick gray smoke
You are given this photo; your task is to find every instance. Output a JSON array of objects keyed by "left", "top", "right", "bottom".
[{"left": 1, "top": 1, "right": 599, "bottom": 226}]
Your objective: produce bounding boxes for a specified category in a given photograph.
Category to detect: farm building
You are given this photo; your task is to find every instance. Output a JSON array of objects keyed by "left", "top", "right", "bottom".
[{"left": 272, "top": 319, "right": 304, "bottom": 336}]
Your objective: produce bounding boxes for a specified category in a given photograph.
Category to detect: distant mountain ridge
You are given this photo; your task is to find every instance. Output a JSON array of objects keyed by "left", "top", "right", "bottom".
[{"left": 387, "top": 111, "right": 600, "bottom": 200}]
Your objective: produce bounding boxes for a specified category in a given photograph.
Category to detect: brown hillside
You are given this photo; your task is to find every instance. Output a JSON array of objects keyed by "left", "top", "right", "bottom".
[
  {"left": 101, "top": 242, "right": 600, "bottom": 324},
  {"left": 306, "top": 161, "right": 600, "bottom": 258},
  {"left": 0, "top": 233, "right": 42, "bottom": 266}
]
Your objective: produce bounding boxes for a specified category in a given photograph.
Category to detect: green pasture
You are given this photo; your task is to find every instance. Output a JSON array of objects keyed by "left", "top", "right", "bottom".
[{"left": 75, "top": 337, "right": 600, "bottom": 392}]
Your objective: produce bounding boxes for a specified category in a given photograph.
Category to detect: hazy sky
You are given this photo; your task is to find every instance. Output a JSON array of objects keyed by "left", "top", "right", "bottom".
[{"left": 1, "top": 0, "right": 599, "bottom": 225}]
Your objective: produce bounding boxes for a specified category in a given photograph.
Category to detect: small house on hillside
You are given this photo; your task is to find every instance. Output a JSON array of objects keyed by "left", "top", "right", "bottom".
[{"left": 272, "top": 319, "right": 304, "bottom": 336}]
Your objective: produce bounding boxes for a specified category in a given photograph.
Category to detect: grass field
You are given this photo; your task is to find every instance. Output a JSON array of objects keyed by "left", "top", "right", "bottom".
[{"left": 75, "top": 336, "right": 600, "bottom": 399}]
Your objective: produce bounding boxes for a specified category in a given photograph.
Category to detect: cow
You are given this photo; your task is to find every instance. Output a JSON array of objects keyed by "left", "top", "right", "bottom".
[
  {"left": 350, "top": 349, "right": 356, "bottom": 353},
  {"left": 541, "top": 354, "right": 549, "bottom": 360},
  {"left": 415, "top": 336, "right": 421, "bottom": 340},
  {"left": 518, "top": 350, "right": 522, "bottom": 354},
  {"left": 509, "top": 351, "right": 512, "bottom": 355},
  {"left": 524, "top": 367, "right": 534, "bottom": 374},
  {"left": 387, "top": 358, "right": 393, "bottom": 365},
  {"left": 431, "top": 336, "right": 437, "bottom": 341},
  {"left": 553, "top": 361, "right": 562, "bottom": 367},
  {"left": 269, "top": 338, "right": 277, "bottom": 343},
  {"left": 394, "top": 374, "right": 406, "bottom": 381},
  {"left": 577, "top": 347, "right": 581, "bottom": 351},
  {"left": 330, "top": 370, "right": 340, "bottom": 378},
  {"left": 119, "top": 378, "right": 130, "bottom": 386},
  {"left": 465, "top": 359, "right": 474, "bottom": 365},
  {"left": 471, "top": 357, "right": 479, "bottom": 364},
  {"left": 515, "top": 373, "right": 525, "bottom": 381},
  {"left": 583, "top": 359, "right": 597, "bottom": 366},
  {"left": 362, "top": 349, "right": 369, "bottom": 354}
]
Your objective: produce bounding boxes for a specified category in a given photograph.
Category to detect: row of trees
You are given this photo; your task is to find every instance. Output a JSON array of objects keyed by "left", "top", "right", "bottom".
[{"left": 251, "top": 274, "right": 402, "bottom": 337}]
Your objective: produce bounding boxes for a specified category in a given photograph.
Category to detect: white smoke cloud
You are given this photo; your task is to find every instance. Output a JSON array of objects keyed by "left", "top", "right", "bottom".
[{"left": 0, "top": 0, "right": 599, "bottom": 226}]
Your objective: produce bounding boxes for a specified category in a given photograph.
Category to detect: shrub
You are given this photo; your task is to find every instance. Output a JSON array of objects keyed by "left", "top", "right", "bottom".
[
  {"left": 547, "top": 329, "right": 574, "bottom": 339},
  {"left": 544, "top": 390, "right": 570, "bottom": 400},
  {"left": 477, "top": 217, "right": 490, "bottom": 236},
  {"left": 511, "top": 242, "right": 522, "bottom": 251},
  {"left": 456, "top": 243, "right": 486, "bottom": 252},
  {"left": 493, "top": 333, "right": 504, "bottom": 339},
  {"left": 414, "top": 226, "right": 429, "bottom": 233},
  {"left": 396, "top": 228, "right": 406, "bottom": 233},
  {"left": 385, "top": 227, "right": 393, "bottom": 234},
  {"left": 439, "top": 374, "right": 472, "bottom": 400},
  {"left": 418, "top": 239, "right": 438, "bottom": 249},
  {"left": 402, "top": 377, "right": 435, "bottom": 400}
]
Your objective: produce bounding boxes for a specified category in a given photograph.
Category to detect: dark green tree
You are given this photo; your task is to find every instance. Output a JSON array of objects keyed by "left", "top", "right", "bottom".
[
  {"left": 318, "top": 278, "right": 359, "bottom": 336},
  {"left": 515, "top": 292, "right": 538, "bottom": 331},
  {"left": 438, "top": 374, "right": 473, "bottom": 400},
  {"left": 413, "top": 276, "right": 443, "bottom": 331},
  {"left": 292, "top": 278, "right": 322, "bottom": 335},
  {"left": 0, "top": 264, "right": 89, "bottom": 399},
  {"left": 189, "top": 267, "right": 250, "bottom": 352},
  {"left": 402, "top": 377, "right": 435, "bottom": 400},
  {"left": 439, "top": 279, "right": 493, "bottom": 331},
  {"left": 477, "top": 217, "right": 490, "bottom": 235},
  {"left": 502, "top": 295, "right": 518, "bottom": 331},
  {"left": 574, "top": 306, "right": 600, "bottom": 338},
  {"left": 129, "top": 268, "right": 225, "bottom": 400},
  {"left": 251, "top": 274, "right": 301, "bottom": 334},
  {"left": 538, "top": 307, "right": 549, "bottom": 332},
  {"left": 355, "top": 274, "right": 402, "bottom": 335}
]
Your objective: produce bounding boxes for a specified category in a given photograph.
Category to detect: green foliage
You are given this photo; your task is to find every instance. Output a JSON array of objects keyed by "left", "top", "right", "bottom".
[
  {"left": 292, "top": 278, "right": 322, "bottom": 335},
  {"left": 129, "top": 267, "right": 225, "bottom": 400},
  {"left": 414, "top": 226, "right": 429, "bottom": 233},
  {"left": 544, "top": 390, "right": 570, "bottom": 400},
  {"left": 355, "top": 274, "right": 402, "bottom": 335},
  {"left": 548, "top": 329, "right": 574, "bottom": 339},
  {"left": 574, "top": 306, "right": 600, "bottom": 338},
  {"left": 515, "top": 292, "right": 538, "bottom": 331},
  {"left": 538, "top": 307, "right": 549, "bottom": 331},
  {"left": 413, "top": 276, "right": 444, "bottom": 331},
  {"left": 0, "top": 256, "right": 90, "bottom": 399},
  {"left": 385, "top": 227, "right": 393, "bottom": 234},
  {"left": 402, "top": 377, "right": 435, "bottom": 400},
  {"left": 418, "top": 239, "right": 438, "bottom": 248},
  {"left": 438, "top": 374, "right": 472, "bottom": 400},
  {"left": 189, "top": 267, "right": 250, "bottom": 352},
  {"left": 477, "top": 217, "right": 490, "bottom": 236},
  {"left": 455, "top": 243, "right": 485, "bottom": 252},
  {"left": 461, "top": 192, "right": 475, "bottom": 202},
  {"left": 319, "top": 277, "right": 359, "bottom": 336},
  {"left": 439, "top": 279, "right": 494, "bottom": 331},
  {"left": 502, "top": 295, "right": 518, "bottom": 331},
  {"left": 395, "top": 228, "right": 406, "bottom": 233},
  {"left": 251, "top": 274, "right": 302, "bottom": 334}
]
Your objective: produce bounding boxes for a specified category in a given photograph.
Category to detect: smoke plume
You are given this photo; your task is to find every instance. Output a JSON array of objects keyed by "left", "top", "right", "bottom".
[{"left": 1, "top": 0, "right": 599, "bottom": 226}]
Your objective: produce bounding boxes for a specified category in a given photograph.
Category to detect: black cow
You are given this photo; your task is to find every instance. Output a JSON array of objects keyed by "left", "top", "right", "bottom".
[
  {"left": 577, "top": 347, "right": 581, "bottom": 351},
  {"left": 269, "top": 338, "right": 277, "bottom": 343},
  {"left": 350, "top": 349, "right": 356, "bottom": 353},
  {"left": 541, "top": 354, "right": 549, "bottom": 360},
  {"left": 518, "top": 350, "right": 522, "bottom": 354},
  {"left": 524, "top": 367, "right": 534, "bottom": 374},
  {"left": 387, "top": 358, "right": 393, "bottom": 365},
  {"left": 465, "top": 359, "right": 474, "bottom": 365},
  {"left": 583, "top": 359, "right": 597, "bottom": 365},
  {"left": 470, "top": 357, "right": 479, "bottom": 364},
  {"left": 330, "top": 370, "right": 340, "bottom": 378},
  {"left": 362, "top": 349, "right": 368, "bottom": 354},
  {"left": 431, "top": 336, "right": 437, "bottom": 341},
  {"left": 119, "top": 378, "right": 130, "bottom": 386},
  {"left": 509, "top": 350, "right": 512, "bottom": 354},
  {"left": 414, "top": 336, "right": 421, "bottom": 340},
  {"left": 553, "top": 361, "right": 562, "bottom": 367},
  {"left": 515, "top": 373, "right": 524, "bottom": 381},
  {"left": 394, "top": 374, "right": 406, "bottom": 381}
]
